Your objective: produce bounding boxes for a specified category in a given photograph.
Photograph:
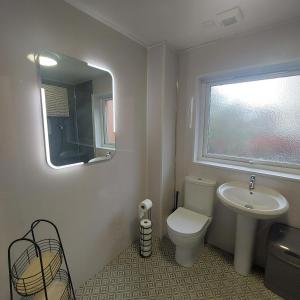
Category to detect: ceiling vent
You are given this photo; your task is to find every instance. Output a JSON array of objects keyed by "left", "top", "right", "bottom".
[{"left": 216, "top": 7, "right": 243, "bottom": 27}]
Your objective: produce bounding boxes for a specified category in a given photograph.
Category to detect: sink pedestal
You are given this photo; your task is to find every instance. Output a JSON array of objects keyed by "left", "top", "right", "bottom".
[{"left": 234, "top": 214, "right": 257, "bottom": 275}]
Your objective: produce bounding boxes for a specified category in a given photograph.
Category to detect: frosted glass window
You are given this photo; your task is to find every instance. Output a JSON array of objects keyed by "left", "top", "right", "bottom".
[{"left": 204, "top": 74, "right": 300, "bottom": 166}]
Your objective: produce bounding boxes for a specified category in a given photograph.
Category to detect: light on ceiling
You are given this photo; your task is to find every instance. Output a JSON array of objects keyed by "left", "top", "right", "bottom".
[{"left": 27, "top": 53, "right": 57, "bottom": 67}]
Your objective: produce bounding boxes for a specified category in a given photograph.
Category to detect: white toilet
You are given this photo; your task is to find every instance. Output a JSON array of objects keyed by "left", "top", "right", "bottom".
[{"left": 167, "top": 176, "right": 216, "bottom": 267}]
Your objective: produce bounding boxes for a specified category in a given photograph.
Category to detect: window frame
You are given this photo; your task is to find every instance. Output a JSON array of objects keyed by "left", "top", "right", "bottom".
[
  {"left": 101, "top": 97, "right": 115, "bottom": 148},
  {"left": 195, "top": 69, "right": 300, "bottom": 176},
  {"left": 92, "top": 93, "right": 115, "bottom": 150}
]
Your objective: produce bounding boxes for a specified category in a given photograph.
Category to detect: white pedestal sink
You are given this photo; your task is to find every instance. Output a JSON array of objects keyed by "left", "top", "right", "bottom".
[{"left": 217, "top": 181, "right": 289, "bottom": 276}]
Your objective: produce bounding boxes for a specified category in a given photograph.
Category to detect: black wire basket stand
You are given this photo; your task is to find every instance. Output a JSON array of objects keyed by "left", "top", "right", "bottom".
[{"left": 8, "top": 219, "right": 76, "bottom": 300}]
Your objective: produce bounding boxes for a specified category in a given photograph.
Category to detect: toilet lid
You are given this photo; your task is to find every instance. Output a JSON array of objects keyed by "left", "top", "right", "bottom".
[{"left": 167, "top": 207, "right": 210, "bottom": 235}]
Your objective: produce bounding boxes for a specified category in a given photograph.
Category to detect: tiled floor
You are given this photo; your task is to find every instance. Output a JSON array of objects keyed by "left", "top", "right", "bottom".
[{"left": 76, "top": 238, "right": 281, "bottom": 300}]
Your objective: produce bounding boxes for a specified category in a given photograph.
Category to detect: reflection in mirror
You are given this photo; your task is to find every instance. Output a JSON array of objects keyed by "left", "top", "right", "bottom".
[{"left": 35, "top": 50, "right": 115, "bottom": 168}]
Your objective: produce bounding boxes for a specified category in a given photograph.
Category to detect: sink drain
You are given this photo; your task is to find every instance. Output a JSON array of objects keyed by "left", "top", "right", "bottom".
[{"left": 245, "top": 204, "right": 253, "bottom": 209}]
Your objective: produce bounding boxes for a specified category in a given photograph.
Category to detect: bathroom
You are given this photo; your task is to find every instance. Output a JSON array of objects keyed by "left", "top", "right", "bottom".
[{"left": 1, "top": 0, "right": 300, "bottom": 299}]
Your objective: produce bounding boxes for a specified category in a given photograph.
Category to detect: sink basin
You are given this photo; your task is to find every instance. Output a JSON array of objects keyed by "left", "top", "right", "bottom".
[
  {"left": 217, "top": 181, "right": 289, "bottom": 219},
  {"left": 217, "top": 181, "right": 289, "bottom": 276}
]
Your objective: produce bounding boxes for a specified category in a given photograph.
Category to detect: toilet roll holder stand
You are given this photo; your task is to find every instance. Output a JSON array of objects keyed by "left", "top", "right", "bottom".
[
  {"left": 139, "top": 207, "right": 152, "bottom": 258},
  {"left": 140, "top": 207, "right": 151, "bottom": 221}
]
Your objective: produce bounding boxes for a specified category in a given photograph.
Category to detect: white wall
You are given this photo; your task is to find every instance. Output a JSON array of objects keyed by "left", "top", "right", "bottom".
[
  {"left": 0, "top": 0, "right": 146, "bottom": 298},
  {"left": 93, "top": 73, "right": 113, "bottom": 95},
  {"left": 161, "top": 46, "right": 178, "bottom": 236},
  {"left": 146, "top": 45, "right": 163, "bottom": 235},
  {"left": 0, "top": 75, "right": 24, "bottom": 297},
  {"left": 146, "top": 43, "right": 177, "bottom": 237},
  {"left": 177, "top": 21, "right": 300, "bottom": 266}
]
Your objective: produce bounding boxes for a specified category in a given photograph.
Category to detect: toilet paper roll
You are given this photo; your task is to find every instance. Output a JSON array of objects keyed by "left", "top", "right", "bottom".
[
  {"left": 140, "top": 239, "right": 152, "bottom": 246},
  {"left": 140, "top": 235, "right": 152, "bottom": 242},
  {"left": 138, "top": 199, "right": 152, "bottom": 219},
  {"left": 140, "top": 245, "right": 151, "bottom": 252},
  {"left": 141, "top": 251, "right": 151, "bottom": 257},
  {"left": 140, "top": 219, "right": 152, "bottom": 228},
  {"left": 140, "top": 228, "right": 152, "bottom": 235}
]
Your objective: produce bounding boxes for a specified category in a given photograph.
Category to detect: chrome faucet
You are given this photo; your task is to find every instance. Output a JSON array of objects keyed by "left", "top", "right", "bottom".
[{"left": 249, "top": 175, "right": 256, "bottom": 194}]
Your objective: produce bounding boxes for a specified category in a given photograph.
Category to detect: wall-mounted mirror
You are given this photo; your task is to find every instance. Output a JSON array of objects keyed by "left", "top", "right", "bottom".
[{"left": 34, "top": 50, "right": 115, "bottom": 168}]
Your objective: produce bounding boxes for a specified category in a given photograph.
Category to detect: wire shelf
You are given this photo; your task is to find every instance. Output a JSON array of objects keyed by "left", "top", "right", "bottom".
[
  {"left": 11, "top": 239, "right": 62, "bottom": 296},
  {"left": 22, "top": 269, "right": 73, "bottom": 300},
  {"left": 8, "top": 219, "right": 76, "bottom": 300}
]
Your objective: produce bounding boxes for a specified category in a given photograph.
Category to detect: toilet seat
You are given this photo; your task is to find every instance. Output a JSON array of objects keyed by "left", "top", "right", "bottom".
[{"left": 167, "top": 207, "right": 210, "bottom": 238}]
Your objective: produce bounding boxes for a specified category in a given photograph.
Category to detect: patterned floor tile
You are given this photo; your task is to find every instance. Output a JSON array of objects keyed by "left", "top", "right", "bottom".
[{"left": 76, "top": 238, "right": 281, "bottom": 300}]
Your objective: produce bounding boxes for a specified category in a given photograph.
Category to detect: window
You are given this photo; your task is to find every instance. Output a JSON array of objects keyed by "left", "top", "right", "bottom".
[
  {"left": 92, "top": 94, "right": 115, "bottom": 149},
  {"left": 197, "top": 72, "right": 300, "bottom": 171},
  {"left": 102, "top": 98, "right": 115, "bottom": 146}
]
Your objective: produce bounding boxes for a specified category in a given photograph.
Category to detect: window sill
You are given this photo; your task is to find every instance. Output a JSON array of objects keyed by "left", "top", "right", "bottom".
[
  {"left": 96, "top": 146, "right": 115, "bottom": 151},
  {"left": 193, "top": 159, "right": 300, "bottom": 182}
]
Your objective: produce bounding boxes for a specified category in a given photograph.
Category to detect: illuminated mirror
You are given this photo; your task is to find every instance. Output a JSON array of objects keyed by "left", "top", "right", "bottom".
[{"left": 35, "top": 50, "right": 115, "bottom": 168}]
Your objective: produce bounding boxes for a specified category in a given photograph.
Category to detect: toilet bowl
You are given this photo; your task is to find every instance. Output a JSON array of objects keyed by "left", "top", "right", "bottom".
[
  {"left": 167, "top": 207, "right": 211, "bottom": 267},
  {"left": 167, "top": 176, "right": 216, "bottom": 267}
]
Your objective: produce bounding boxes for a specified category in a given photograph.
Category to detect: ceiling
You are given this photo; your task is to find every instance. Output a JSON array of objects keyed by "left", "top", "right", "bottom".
[
  {"left": 39, "top": 50, "right": 108, "bottom": 85},
  {"left": 65, "top": 0, "right": 300, "bottom": 50}
]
